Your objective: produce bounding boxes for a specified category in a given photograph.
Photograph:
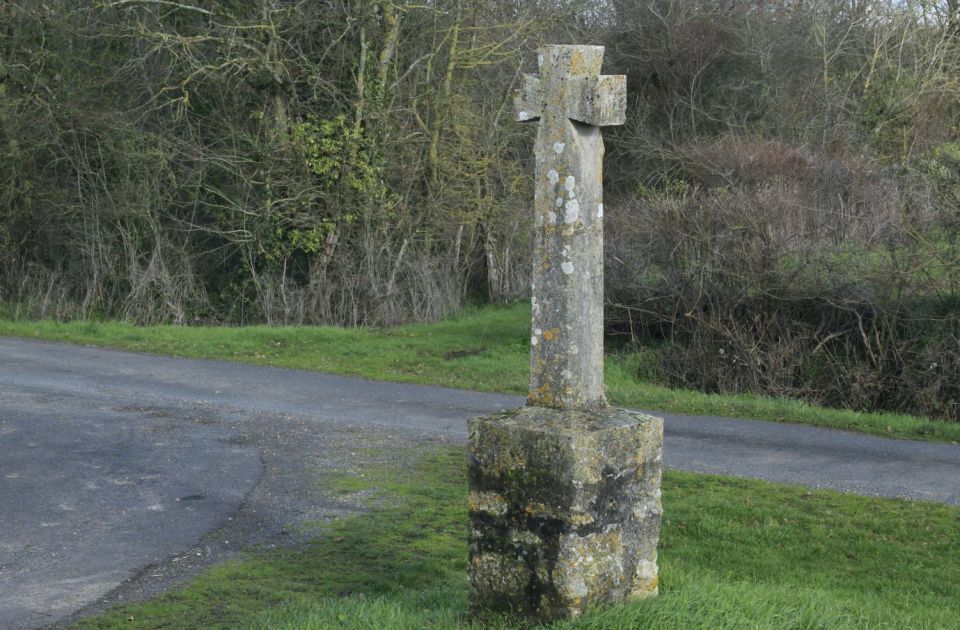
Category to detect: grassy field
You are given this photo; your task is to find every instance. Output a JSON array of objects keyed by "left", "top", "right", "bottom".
[
  {"left": 72, "top": 446, "right": 960, "bottom": 629},
  {"left": 1, "top": 303, "right": 958, "bottom": 443}
]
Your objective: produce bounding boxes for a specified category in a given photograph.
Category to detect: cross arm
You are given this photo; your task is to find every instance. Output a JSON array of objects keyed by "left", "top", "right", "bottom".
[
  {"left": 567, "top": 75, "right": 627, "bottom": 127},
  {"left": 513, "top": 74, "right": 541, "bottom": 122}
]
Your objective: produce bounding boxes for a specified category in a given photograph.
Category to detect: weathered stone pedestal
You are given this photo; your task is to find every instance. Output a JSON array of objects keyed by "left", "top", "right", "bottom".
[{"left": 468, "top": 406, "right": 663, "bottom": 622}]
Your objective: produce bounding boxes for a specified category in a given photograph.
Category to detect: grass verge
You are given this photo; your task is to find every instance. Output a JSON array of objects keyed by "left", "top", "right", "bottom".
[
  {"left": 73, "top": 447, "right": 960, "bottom": 629},
  {"left": 1, "top": 303, "right": 958, "bottom": 443}
]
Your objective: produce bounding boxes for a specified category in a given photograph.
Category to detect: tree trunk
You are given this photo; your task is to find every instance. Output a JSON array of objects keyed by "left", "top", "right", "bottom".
[{"left": 428, "top": 0, "right": 462, "bottom": 191}]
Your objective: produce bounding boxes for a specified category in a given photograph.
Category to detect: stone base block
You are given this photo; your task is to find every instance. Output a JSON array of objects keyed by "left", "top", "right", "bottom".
[{"left": 467, "top": 406, "right": 663, "bottom": 622}]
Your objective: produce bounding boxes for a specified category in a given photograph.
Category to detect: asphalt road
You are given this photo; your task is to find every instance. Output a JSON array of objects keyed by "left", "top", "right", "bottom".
[{"left": 2, "top": 337, "right": 960, "bottom": 628}]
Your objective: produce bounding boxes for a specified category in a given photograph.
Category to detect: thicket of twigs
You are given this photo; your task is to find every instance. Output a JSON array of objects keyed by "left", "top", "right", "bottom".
[
  {"left": 601, "top": 3, "right": 960, "bottom": 420},
  {"left": 3, "top": 1, "right": 960, "bottom": 419},
  {"left": 1, "top": 0, "right": 550, "bottom": 325}
]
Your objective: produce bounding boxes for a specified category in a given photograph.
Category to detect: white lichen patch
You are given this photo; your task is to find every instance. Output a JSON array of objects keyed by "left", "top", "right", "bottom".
[
  {"left": 635, "top": 559, "right": 658, "bottom": 580},
  {"left": 518, "top": 111, "right": 530, "bottom": 121},
  {"left": 548, "top": 211, "right": 557, "bottom": 224},
  {"left": 632, "top": 498, "right": 658, "bottom": 520},
  {"left": 565, "top": 176, "right": 576, "bottom": 192},
  {"left": 561, "top": 246, "right": 570, "bottom": 258},
  {"left": 553, "top": 142, "right": 566, "bottom": 154},
  {"left": 531, "top": 336, "right": 538, "bottom": 346},
  {"left": 570, "top": 344, "right": 579, "bottom": 355},
  {"left": 534, "top": 328, "right": 543, "bottom": 336},
  {"left": 556, "top": 197, "right": 563, "bottom": 207},
  {"left": 469, "top": 491, "right": 510, "bottom": 517},
  {"left": 561, "top": 261, "right": 574, "bottom": 275},
  {"left": 564, "top": 199, "right": 580, "bottom": 223},
  {"left": 512, "top": 530, "right": 543, "bottom": 546},
  {"left": 547, "top": 169, "right": 560, "bottom": 185},
  {"left": 597, "top": 203, "right": 604, "bottom": 218}
]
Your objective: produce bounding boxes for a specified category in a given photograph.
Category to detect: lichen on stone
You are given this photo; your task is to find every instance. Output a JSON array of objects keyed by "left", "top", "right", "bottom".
[{"left": 468, "top": 406, "right": 662, "bottom": 622}]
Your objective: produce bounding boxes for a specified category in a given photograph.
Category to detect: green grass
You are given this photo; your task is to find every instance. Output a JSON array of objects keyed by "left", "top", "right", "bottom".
[
  {"left": 73, "top": 447, "right": 960, "bottom": 629},
  {"left": 1, "top": 303, "right": 957, "bottom": 443}
]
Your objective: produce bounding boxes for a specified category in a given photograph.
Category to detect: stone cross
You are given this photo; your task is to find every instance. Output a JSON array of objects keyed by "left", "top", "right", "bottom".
[
  {"left": 514, "top": 45, "right": 626, "bottom": 411},
  {"left": 467, "top": 46, "right": 661, "bottom": 623}
]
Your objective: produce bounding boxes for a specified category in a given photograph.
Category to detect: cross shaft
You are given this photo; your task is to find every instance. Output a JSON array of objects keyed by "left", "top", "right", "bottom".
[{"left": 515, "top": 45, "right": 626, "bottom": 410}]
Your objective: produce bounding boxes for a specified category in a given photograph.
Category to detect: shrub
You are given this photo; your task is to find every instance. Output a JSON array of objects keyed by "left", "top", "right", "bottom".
[{"left": 606, "top": 144, "right": 960, "bottom": 421}]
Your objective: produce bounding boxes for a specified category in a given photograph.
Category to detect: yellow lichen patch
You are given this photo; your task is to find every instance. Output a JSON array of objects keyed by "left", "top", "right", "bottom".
[
  {"left": 468, "top": 490, "right": 508, "bottom": 516},
  {"left": 629, "top": 575, "right": 659, "bottom": 598},
  {"left": 570, "top": 512, "right": 595, "bottom": 527},
  {"left": 524, "top": 501, "right": 560, "bottom": 519},
  {"left": 569, "top": 50, "right": 586, "bottom": 76},
  {"left": 530, "top": 382, "right": 556, "bottom": 406},
  {"left": 543, "top": 328, "right": 561, "bottom": 341},
  {"left": 635, "top": 449, "right": 646, "bottom": 467}
]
